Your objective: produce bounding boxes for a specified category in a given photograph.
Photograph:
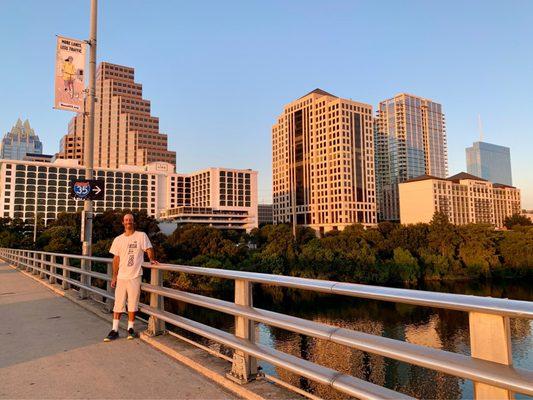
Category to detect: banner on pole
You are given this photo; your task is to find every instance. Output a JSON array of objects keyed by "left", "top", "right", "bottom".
[{"left": 54, "top": 36, "right": 86, "bottom": 112}]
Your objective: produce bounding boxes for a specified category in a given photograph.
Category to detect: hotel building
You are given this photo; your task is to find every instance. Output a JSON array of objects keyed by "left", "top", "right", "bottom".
[
  {"left": 398, "top": 172, "right": 521, "bottom": 228},
  {"left": 375, "top": 94, "right": 448, "bottom": 221},
  {"left": 0, "top": 159, "right": 258, "bottom": 231},
  {"left": 466, "top": 141, "right": 512, "bottom": 186},
  {"left": 272, "top": 89, "right": 377, "bottom": 234},
  {"left": 56, "top": 62, "right": 176, "bottom": 168}
]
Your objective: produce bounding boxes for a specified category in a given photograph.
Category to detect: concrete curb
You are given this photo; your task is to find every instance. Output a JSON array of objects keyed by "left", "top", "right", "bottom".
[{"left": 141, "top": 332, "right": 266, "bottom": 400}]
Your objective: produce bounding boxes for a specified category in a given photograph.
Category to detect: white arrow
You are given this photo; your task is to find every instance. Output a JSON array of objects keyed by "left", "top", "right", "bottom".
[{"left": 92, "top": 186, "right": 102, "bottom": 195}]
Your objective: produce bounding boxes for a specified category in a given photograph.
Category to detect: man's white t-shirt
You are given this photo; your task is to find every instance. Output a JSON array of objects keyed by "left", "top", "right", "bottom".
[{"left": 109, "top": 231, "right": 152, "bottom": 280}]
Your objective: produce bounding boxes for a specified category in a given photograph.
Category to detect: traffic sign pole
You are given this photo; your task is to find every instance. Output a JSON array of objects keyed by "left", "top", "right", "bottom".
[{"left": 80, "top": 0, "right": 97, "bottom": 299}]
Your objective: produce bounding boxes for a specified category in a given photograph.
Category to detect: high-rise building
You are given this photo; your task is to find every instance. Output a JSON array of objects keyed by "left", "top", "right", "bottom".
[
  {"left": 374, "top": 93, "right": 448, "bottom": 221},
  {"left": 272, "top": 89, "right": 376, "bottom": 234},
  {"left": 398, "top": 172, "right": 521, "bottom": 228},
  {"left": 0, "top": 119, "right": 43, "bottom": 160},
  {"left": 56, "top": 62, "right": 176, "bottom": 168},
  {"left": 466, "top": 141, "right": 512, "bottom": 186}
]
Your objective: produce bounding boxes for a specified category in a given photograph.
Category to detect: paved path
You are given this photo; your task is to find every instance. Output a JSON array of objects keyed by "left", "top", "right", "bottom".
[{"left": 0, "top": 262, "right": 236, "bottom": 399}]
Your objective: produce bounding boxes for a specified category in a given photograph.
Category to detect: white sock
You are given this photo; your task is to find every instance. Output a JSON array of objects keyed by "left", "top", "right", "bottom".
[
  {"left": 128, "top": 321, "right": 134, "bottom": 330},
  {"left": 112, "top": 319, "right": 119, "bottom": 332}
]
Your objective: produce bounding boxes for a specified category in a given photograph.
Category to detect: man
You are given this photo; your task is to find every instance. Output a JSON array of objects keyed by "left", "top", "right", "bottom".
[{"left": 104, "top": 213, "right": 158, "bottom": 342}]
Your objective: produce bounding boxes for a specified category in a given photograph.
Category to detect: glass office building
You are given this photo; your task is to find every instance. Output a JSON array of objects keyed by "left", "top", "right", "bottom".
[
  {"left": 374, "top": 94, "right": 448, "bottom": 221},
  {"left": 466, "top": 141, "right": 512, "bottom": 186},
  {"left": 0, "top": 119, "right": 43, "bottom": 160}
]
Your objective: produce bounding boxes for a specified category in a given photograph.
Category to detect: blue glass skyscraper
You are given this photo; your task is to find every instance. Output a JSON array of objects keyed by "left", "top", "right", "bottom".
[
  {"left": 0, "top": 119, "right": 43, "bottom": 160},
  {"left": 466, "top": 141, "right": 512, "bottom": 186}
]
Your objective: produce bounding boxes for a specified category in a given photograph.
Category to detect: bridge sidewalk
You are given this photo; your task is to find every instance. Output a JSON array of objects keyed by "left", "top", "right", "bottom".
[{"left": 0, "top": 262, "right": 237, "bottom": 399}]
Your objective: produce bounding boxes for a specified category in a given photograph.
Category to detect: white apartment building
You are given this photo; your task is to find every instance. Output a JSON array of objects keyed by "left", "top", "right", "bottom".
[
  {"left": 0, "top": 159, "right": 258, "bottom": 231},
  {"left": 399, "top": 172, "right": 521, "bottom": 228},
  {"left": 160, "top": 168, "right": 258, "bottom": 231}
]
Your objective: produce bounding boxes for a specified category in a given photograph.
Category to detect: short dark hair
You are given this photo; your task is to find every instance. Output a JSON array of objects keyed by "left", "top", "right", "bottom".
[{"left": 123, "top": 213, "right": 135, "bottom": 222}]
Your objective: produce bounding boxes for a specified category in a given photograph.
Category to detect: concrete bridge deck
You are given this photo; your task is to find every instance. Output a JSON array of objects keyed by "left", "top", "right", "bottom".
[{"left": 0, "top": 262, "right": 236, "bottom": 399}]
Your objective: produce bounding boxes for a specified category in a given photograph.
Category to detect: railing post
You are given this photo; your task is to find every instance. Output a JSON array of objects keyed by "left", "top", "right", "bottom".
[
  {"left": 25, "top": 251, "right": 29, "bottom": 270},
  {"left": 79, "top": 258, "right": 90, "bottom": 299},
  {"left": 227, "top": 279, "right": 257, "bottom": 384},
  {"left": 49, "top": 255, "right": 57, "bottom": 284},
  {"left": 39, "top": 253, "right": 46, "bottom": 279},
  {"left": 469, "top": 312, "right": 514, "bottom": 400},
  {"left": 62, "top": 257, "right": 70, "bottom": 291},
  {"left": 146, "top": 266, "right": 165, "bottom": 336},
  {"left": 104, "top": 262, "right": 114, "bottom": 313},
  {"left": 32, "top": 252, "right": 39, "bottom": 275}
]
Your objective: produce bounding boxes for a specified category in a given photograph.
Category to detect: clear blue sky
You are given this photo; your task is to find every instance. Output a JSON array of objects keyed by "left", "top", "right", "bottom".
[{"left": 1, "top": 0, "right": 532, "bottom": 207}]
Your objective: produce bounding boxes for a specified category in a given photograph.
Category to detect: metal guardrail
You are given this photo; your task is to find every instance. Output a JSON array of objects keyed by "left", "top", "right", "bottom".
[{"left": 1, "top": 248, "right": 532, "bottom": 400}]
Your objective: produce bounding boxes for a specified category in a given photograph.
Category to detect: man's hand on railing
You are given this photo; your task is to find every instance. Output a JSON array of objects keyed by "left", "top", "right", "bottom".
[{"left": 150, "top": 259, "right": 159, "bottom": 265}]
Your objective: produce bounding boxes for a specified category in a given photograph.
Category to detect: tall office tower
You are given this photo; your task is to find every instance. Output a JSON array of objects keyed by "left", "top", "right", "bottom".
[
  {"left": 272, "top": 89, "right": 376, "bottom": 235},
  {"left": 0, "top": 119, "right": 43, "bottom": 160},
  {"left": 57, "top": 62, "right": 176, "bottom": 168},
  {"left": 466, "top": 141, "right": 512, "bottom": 186},
  {"left": 374, "top": 93, "right": 448, "bottom": 221}
]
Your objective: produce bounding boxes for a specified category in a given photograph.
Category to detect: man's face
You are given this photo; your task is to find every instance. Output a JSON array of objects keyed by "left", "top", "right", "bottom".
[{"left": 123, "top": 215, "right": 134, "bottom": 230}]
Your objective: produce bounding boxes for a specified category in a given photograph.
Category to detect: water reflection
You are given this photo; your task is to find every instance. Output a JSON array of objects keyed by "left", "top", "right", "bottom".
[{"left": 163, "top": 280, "right": 533, "bottom": 400}]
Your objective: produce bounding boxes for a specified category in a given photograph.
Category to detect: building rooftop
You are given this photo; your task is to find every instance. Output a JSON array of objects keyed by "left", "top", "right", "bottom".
[
  {"left": 493, "top": 183, "right": 516, "bottom": 189},
  {"left": 404, "top": 174, "right": 446, "bottom": 183},
  {"left": 447, "top": 172, "right": 487, "bottom": 183},
  {"left": 297, "top": 88, "right": 337, "bottom": 100},
  {"left": 403, "top": 172, "right": 517, "bottom": 188}
]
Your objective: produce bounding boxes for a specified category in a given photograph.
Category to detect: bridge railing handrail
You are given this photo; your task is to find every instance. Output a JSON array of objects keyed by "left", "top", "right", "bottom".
[
  {"left": 14, "top": 249, "right": 533, "bottom": 318},
  {"left": 1, "top": 247, "right": 532, "bottom": 400}
]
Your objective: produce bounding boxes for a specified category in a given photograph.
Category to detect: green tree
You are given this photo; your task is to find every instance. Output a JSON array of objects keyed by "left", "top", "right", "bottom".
[
  {"left": 41, "top": 226, "right": 82, "bottom": 254},
  {"left": 504, "top": 214, "right": 532, "bottom": 230},
  {"left": 458, "top": 224, "right": 500, "bottom": 278},
  {"left": 427, "top": 212, "right": 460, "bottom": 258},
  {"left": 498, "top": 227, "right": 533, "bottom": 276},
  {"left": 391, "top": 247, "right": 420, "bottom": 284}
]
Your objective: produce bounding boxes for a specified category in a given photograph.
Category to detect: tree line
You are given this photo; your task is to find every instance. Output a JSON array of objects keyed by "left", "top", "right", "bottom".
[{"left": 0, "top": 211, "right": 531, "bottom": 289}]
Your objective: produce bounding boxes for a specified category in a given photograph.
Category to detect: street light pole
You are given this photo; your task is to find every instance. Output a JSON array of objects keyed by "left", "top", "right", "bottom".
[{"left": 80, "top": 0, "right": 97, "bottom": 298}]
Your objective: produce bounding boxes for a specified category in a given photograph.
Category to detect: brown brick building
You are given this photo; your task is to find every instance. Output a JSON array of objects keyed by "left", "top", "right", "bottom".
[{"left": 57, "top": 62, "right": 175, "bottom": 168}]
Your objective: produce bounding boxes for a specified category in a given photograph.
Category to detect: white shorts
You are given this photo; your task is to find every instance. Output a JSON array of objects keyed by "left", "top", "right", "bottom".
[{"left": 113, "top": 276, "right": 142, "bottom": 313}]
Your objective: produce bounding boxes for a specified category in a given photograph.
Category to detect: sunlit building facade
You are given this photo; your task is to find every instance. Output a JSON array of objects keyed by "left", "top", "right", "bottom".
[
  {"left": 0, "top": 159, "right": 257, "bottom": 230},
  {"left": 375, "top": 94, "right": 448, "bottom": 221},
  {"left": 160, "top": 168, "right": 258, "bottom": 230},
  {"left": 56, "top": 62, "right": 176, "bottom": 168},
  {"left": 399, "top": 172, "right": 520, "bottom": 228},
  {"left": 272, "top": 89, "right": 377, "bottom": 235}
]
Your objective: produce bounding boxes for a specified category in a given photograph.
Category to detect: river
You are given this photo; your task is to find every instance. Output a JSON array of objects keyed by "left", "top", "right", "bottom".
[{"left": 162, "top": 279, "right": 533, "bottom": 399}]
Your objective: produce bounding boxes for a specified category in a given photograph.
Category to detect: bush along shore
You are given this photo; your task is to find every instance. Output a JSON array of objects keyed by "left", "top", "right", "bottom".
[{"left": 1, "top": 211, "right": 531, "bottom": 291}]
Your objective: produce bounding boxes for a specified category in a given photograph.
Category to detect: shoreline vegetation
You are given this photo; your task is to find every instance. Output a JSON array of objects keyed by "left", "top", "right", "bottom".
[{"left": 0, "top": 211, "right": 531, "bottom": 292}]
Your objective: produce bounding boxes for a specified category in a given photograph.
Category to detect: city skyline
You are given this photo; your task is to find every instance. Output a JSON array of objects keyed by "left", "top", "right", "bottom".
[{"left": 1, "top": 1, "right": 532, "bottom": 207}]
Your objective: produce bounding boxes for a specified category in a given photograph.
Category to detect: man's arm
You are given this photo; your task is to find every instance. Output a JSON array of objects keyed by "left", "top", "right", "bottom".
[
  {"left": 146, "top": 247, "right": 159, "bottom": 264},
  {"left": 111, "top": 255, "right": 120, "bottom": 287}
]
